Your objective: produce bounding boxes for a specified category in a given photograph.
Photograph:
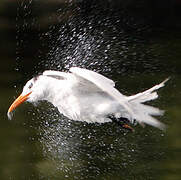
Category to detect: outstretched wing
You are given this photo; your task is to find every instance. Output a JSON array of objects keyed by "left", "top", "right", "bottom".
[{"left": 70, "top": 67, "right": 134, "bottom": 117}]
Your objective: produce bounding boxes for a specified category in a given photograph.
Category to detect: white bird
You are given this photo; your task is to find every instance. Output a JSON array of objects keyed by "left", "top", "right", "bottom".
[{"left": 7, "top": 67, "right": 169, "bottom": 131}]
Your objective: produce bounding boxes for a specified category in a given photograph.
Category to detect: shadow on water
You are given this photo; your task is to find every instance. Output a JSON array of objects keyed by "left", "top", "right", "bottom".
[{"left": 1, "top": 0, "right": 181, "bottom": 180}]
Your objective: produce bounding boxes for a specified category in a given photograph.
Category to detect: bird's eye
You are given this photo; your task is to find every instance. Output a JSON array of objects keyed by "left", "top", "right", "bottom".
[{"left": 28, "top": 83, "right": 33, "bottom": 89}]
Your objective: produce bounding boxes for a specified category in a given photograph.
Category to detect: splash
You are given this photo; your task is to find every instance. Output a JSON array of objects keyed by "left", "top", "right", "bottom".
[
  {"left": 40, "top": 6, "right": 159, "bottom": 76},
  {"left": 14, "top": 1, "right": 167, "bottom": 179},
  {"left": 37, "top": 106, "right": 139, "bottom": 179},
  {"left": 32, "top": 3, "right": 164, "bottom": 179}
]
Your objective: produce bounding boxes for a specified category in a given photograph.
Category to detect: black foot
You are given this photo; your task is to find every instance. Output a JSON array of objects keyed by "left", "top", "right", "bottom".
[{"left": 108, "top": 114, "right": 135, "bottom": 132}]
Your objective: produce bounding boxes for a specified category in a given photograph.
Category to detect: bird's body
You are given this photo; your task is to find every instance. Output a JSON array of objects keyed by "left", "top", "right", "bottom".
[
  {"left": 8, "top": 67, "right": 169, "bottom": 130},
  {"left": 40, "top": 69, "right": 128, "bottom": 123}
]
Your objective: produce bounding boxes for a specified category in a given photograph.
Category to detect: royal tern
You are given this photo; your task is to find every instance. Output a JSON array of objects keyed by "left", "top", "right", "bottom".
[{"left": 7, "top": 67, "right": 169, "bottom": 130}]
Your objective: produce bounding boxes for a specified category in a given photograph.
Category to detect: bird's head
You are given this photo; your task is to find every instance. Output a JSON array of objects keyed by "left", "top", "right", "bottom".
[{"left": 7, "top": 75, "right": 47, "bottom": 119}]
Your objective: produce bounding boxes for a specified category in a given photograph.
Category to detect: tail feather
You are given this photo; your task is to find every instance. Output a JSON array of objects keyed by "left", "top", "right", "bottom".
[
  {"left": 134, "top": 103, "right": 164, "bottom": 116},
  {"left": 135, "top": 112, "right": 166, "bottom": 130},
  {"left": 127, "top": 78, "right": 169, "bottom": 130}
]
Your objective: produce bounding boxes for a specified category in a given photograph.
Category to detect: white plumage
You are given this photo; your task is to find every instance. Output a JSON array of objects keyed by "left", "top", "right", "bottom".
[{"left": 8, "top": 67, "right": 169, "bottom": 130}]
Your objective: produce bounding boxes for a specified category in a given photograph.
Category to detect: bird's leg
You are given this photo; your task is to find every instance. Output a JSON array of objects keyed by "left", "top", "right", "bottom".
[{"left": 108, "top": 115, "right": 134, "bottom": 132}]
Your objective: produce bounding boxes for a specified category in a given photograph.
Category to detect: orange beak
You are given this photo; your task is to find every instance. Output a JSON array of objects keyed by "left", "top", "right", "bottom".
[{"left": 8, "top": 92, "right": 32, "bottom": 114}]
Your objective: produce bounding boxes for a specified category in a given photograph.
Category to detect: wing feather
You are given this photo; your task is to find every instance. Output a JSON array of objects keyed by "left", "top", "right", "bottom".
[
  {"left": 43, "top": 70, "right": 69, "bottom": 79},
  {"left": 70, "top": 67, "right": 134, "bottom": 118},
  {"left": 70, "top": 67, "right": 115, "bottom": 87}
]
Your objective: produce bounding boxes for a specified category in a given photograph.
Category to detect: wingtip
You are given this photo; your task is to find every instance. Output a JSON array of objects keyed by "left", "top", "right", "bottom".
[
  {"left": 159, "top": 77, "right": 170, "bottom": 89},
  {"left": 163, "top": 77, "right": 170, "bottom": 84}
]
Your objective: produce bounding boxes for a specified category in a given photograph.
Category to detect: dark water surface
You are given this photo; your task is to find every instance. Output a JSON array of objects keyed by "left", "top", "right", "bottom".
[{"left": 1, "top": 1, "right": 181, "bottom": 180}]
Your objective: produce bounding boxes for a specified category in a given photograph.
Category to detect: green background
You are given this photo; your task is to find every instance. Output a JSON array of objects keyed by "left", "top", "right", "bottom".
[{"left": 0, "top": 1, "right": 181, "bottom": 179}]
